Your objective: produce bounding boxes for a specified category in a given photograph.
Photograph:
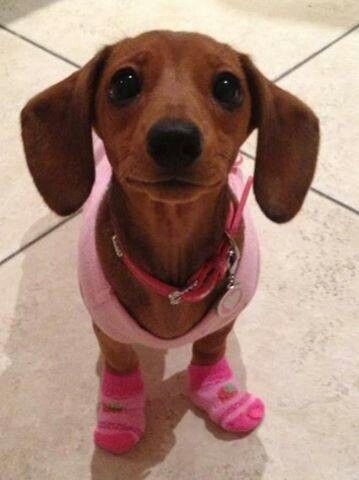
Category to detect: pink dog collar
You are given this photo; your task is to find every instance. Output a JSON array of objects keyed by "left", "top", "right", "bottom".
[{"left": 111, "top": 158, "right": 253, "bottom": 305}]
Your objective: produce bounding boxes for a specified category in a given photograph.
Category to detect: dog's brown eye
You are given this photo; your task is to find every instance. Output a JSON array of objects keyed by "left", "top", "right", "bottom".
[
  {"left": 108, "top": 67, "right": 142, "bottom": 105},
  {"left": 213, "top": 72, "right": 243, "bottom": 110}
]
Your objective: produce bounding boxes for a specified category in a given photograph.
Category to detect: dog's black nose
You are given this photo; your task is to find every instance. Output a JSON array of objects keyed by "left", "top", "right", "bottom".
[{"left": 147, "top": 119, "right": 202, "bottom": 169}]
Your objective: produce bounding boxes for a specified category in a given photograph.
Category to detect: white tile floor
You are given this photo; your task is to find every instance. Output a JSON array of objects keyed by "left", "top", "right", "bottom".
[{"left": 0, "top": 2, "right": 358, "bottom": 479}]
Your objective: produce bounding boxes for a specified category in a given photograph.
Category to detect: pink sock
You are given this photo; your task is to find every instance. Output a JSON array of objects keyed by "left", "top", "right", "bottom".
[
  {"left": 188, "top": 358, "right": 265, "bottom": 433},
  {"left": 94, "top": 366, "right": 145, "bottom": 454}
]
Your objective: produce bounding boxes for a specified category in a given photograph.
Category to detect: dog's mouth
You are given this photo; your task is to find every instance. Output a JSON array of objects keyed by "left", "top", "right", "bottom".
[{"left": 126, "top": 176, "right": 221, "bottom": 202}]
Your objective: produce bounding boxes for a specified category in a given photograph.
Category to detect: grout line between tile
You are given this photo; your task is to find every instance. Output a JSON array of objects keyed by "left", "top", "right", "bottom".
[
  {"left": 0, "top": 23, "right": 81, "bottom": 68},
  {"left": 309, "top": 188, "right": 359, "bottom": 216},
  {"left": 0, "top": 20, "right": 357, "bottom": 269},
  {"left": 240, "top": 150, "right": 359, "bottom": 216},
  {"left": 273, "top": 22, "right": 359, "bottom": 82},
  {"left": 2, "top": 20, "right": 358, "bottom": 84},
  {"left": 0, "top": 213, "right": 80, "bottom": 267},
  {"left": 240, "top": 149, "right": 254, "bottom": 159}
]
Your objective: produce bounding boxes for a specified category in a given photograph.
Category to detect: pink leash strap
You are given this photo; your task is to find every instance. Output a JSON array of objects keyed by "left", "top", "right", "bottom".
[{"left": 111, "top": 164, "right": 253, "bottom": 305}]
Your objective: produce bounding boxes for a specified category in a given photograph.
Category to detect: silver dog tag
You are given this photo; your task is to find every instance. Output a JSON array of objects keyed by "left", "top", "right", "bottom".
[{"left": 217, "top": 277, "right": 242, "bottom": 318}]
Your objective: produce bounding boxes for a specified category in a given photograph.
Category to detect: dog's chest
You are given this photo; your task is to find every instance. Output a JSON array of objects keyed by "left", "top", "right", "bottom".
[{"left": 95, "top": 201, "right": 243, "bottom": 340}]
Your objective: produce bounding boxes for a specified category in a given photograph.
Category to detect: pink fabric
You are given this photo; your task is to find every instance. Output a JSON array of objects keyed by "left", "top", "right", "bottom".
[
  {"left": 188, "top": 358, "right": 265, "bottom": 432},
  {"left": 78, "top": 137, "right": 260, "bottom": 348},
  {"left": 94, "top": 367, "right": 145, "bottom": 454}
]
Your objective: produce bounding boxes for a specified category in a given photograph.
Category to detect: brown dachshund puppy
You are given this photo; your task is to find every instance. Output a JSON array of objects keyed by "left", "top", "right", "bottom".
[{"left": 21, "top": 31, "right": 319, "bottom": 453}]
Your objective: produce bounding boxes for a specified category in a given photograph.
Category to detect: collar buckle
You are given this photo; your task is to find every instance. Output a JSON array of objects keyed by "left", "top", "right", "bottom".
[
  {"left": 168, "top": 280, "right": 199, "bottom": 306},
  {"left": 112, "top": 235, "right": 124, "bottom": 258},
  {"left": 168, "top": 291, "right": 183, "bottom": 305}
]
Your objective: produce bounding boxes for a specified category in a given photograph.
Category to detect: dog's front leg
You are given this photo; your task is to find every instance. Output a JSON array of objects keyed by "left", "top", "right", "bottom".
[
  {"left": 191, "top": 322, "right": 235, "bottom": 366},
  {"left": 92, "top": 323, "right": 145, "bottom": 454},
  {"left": 188, "top": 322, "right": 265, "bottom": 433},
  {"left": 93, "top": 323, "right": 139, "bottom": 373}
]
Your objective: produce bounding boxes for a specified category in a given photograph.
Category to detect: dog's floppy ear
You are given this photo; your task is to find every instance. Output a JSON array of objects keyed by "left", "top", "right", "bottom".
[
  {"left": 21, "top": 47, "right": 111, "bottom": 216},
  {"left": 241, "top": 54, "right": 320, "bottom": 223}
]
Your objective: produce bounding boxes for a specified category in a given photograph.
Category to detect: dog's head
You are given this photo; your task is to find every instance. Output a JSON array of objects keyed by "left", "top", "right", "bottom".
[{"left": 21, "top": 30, "right": 319, "bottom": 222}]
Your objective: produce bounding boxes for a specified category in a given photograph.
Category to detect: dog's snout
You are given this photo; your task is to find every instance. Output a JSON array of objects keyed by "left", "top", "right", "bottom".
[{"left": 147, "top": 119, "right": 202, "bottom": 169}]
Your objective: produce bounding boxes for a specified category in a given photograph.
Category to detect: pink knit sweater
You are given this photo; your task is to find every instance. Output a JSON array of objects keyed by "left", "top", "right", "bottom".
[{"left": 78, "top": 139, "right": 260, "bottom": 349}]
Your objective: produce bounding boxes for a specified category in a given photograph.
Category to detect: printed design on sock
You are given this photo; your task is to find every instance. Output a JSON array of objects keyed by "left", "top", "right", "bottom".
[
  {"left": 94, "top": 367, "right": 146, "bottom": 454},
  {"left": 218, "top": 383, "right": 238, "bottom": 402},
  {"left": 188, "top": 358, "right": 265, "bottom": 433},
  {"left": 103, "top": 401, "right": 125, "bottom": 412}
]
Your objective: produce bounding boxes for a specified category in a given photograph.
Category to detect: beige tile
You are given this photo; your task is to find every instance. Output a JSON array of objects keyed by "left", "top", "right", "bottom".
[
  {"left": 237, "top": 183, "right": 359, "bottom": 479},
  {"left": 1, "top": 0, "right": 358, "bottom": 78},
  {"left": 0, "top": 30, "right": 76, "bottom": 261},
  {"left": 0, "top": 185, "right": 358, "bottom": 479},
  {"left": 0, "top": 16, "right": 243, "bottom": 266},
  {"left": 242, "top": 30, "right": 359, "bottom": 210},
  {"left": 278, "top": 31, "right": 359, "bottom": 210}
]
